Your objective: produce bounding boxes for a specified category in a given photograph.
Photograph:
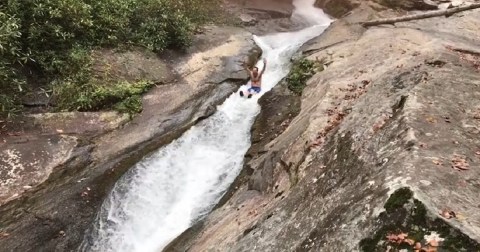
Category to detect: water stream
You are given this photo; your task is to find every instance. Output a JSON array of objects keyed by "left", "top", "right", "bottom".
[{"left": 81, "top": 1, "right": 331, "bottom": 251}]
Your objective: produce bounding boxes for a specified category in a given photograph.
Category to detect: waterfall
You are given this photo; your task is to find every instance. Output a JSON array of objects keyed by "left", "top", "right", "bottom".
[{"left": 81, "top": 1, "right": 331, "bottom": 251}]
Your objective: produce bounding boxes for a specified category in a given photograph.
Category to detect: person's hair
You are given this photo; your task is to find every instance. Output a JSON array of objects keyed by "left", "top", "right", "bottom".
[{"left": 253, "top": 67, "right": 259, "bottom": 71}]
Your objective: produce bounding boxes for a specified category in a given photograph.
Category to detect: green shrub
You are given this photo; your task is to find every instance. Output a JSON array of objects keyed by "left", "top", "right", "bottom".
[
  {"left": 115, "top": 95, "right": 143, "bottom": 115},
  {"left": 286, "top": 57, "right": 324, "bottom": 95},
  {"left": 86, "top": 0, "right": 135, "bottom": 45},
  {"left": 54, "top": 79, "right": 152, "bottom": 114},
  {"left": 0, "top": 0, "right": 221, "bottom": 118},
  {"left": 0, "top": 10, "right": 24, "bottom": 118}
]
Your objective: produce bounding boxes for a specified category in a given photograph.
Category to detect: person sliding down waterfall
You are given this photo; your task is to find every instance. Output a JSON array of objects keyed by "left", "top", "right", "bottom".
[{"left": 240, "top": 58, "right": 267, "bottom": 98}]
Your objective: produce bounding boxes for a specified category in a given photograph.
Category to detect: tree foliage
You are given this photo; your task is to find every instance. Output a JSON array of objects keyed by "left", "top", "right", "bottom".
[{"left": 0, "top": 0, "right": 220, "bottom": 118}]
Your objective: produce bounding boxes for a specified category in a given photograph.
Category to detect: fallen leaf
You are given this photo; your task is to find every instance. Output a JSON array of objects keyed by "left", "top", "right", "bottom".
[
  {"left": 426, "top": 117, "right": 437, "bottom": 123},
  {"left": 455, "top": 213, "right": 467, "bottom": 221},
  {"left": 475, "top": 151, "right": 480, "bottom": 156},
  {"left": 440, "top": 210, "right": 453, "bottom": 219},
  {"left": 0, "top": 232, "right": 10, "bottom": 238},
  {"left": 432, "top": 159, "right": 443, "bottom": 166},
  {"left": 451, "top": 155, "right": 469, "bottom": 171},
  {"left": 56, "top": 129, "right": 64, "bottom": 133}
]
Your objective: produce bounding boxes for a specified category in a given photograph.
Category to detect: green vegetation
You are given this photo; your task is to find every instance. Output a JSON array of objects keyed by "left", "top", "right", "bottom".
[
  {"left": 384, "top": 187, "right": 413, "bottom": 213},
  {"left": 286, "top": 57, "right": 324, "bottom": 95},
  {"left": 54, "top": 80, "right": 153, "bottom": 112},
  {"left": 0, "top": 0, "right": 220, "bottom": 118}
]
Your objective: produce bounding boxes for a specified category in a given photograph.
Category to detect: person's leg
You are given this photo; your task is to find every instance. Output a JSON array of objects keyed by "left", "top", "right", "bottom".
[
  {"left": 247, "top": 87, "right": 257, "bottom": 98},
  {"left": 247, "top": 87, "right": 260, "bottom": 98}
]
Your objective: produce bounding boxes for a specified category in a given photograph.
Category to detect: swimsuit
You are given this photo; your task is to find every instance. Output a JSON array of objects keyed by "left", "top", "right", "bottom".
[{"left": 248, "top": 86, "right": 261, "bottom": 93}]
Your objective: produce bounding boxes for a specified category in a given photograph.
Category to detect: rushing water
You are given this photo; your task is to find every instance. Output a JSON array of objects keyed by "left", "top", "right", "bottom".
[{"left": 81, "top": 2, "right": 331, "bottom": 251}]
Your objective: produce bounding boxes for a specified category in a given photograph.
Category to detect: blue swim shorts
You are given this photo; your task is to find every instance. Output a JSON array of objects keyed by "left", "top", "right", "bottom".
[{"left": 248, "top": 86, "right": 261, "bottom": 93}]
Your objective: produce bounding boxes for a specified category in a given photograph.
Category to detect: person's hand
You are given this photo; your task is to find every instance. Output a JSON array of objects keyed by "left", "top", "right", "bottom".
[{"left": 263, "top": 58, "right": 267, "bottom": 64}]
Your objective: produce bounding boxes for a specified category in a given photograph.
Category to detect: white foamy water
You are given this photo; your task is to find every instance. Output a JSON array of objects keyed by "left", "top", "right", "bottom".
[{"left": 81, "top": 2, "right": 331, "bottom": 251}]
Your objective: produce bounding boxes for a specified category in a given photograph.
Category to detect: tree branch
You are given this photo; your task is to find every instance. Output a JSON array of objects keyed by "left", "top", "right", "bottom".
[{"left": 361, "top": 3, "right": 480, "bottom": 27}]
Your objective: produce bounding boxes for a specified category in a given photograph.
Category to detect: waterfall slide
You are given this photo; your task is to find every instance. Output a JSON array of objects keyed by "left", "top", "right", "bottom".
[{"left": 81, "top": 1, "right": 331, "bottom": 251}]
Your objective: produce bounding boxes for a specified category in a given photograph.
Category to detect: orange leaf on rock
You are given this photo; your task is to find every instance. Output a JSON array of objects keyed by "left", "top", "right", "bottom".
[
  {"left": 451, "top": 155, "right": 469, "bottom": 171},
  {"left": 426, "top": 117, "right": 437, "bottom": 123}
]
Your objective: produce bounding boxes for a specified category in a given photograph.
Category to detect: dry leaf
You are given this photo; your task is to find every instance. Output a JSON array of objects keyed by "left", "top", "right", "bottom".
[
  {"left": 426, "top": 117, "right": 437, "bottom": 123},
  {"left": 451, "top": 155, "right": 469, "bottom": 171},
  {"left": 440, "top": 209, "right": 454, "bottom": 219},
  {"left": 0, "top": 232, "right": 10, "bottom": 238},
  {"left": 432, "top": 159, "right": 443, "bottom": 166},
  {"left": 455, "top": 213, "right": 467, "bottom": 221}
]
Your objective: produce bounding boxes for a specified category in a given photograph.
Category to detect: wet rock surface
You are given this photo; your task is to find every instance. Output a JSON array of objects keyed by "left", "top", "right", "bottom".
[{"left": 164, "top": 2, "right": 480, "bottom": 252}]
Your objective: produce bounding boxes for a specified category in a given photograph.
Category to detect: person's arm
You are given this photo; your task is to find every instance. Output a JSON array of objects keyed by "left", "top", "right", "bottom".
[
  {"left": 243, "top": 61, "right": 253, "bottom": 78},
  {"left": 260, "top": 58, "right": 267, "bottom": 76}
]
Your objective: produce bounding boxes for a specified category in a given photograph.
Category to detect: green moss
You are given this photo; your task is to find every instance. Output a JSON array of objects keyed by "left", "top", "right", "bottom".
[
  {"left": 359, "top": 238, "right": 377, "bottom": 252},
  {"left": 384, "top": 187, "right": 413, "bottom": 213},
  {"left": 411, "top": 199, "right": 427, "bottom": 226}
]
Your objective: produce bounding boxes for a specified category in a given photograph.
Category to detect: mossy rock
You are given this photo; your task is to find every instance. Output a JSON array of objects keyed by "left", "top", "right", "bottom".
[
  {"left": 360, "top": 188, "right": 480, "bottom": 252},
  {"left": 384, "top": 187, "right": 413, "bottom": 213}
]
